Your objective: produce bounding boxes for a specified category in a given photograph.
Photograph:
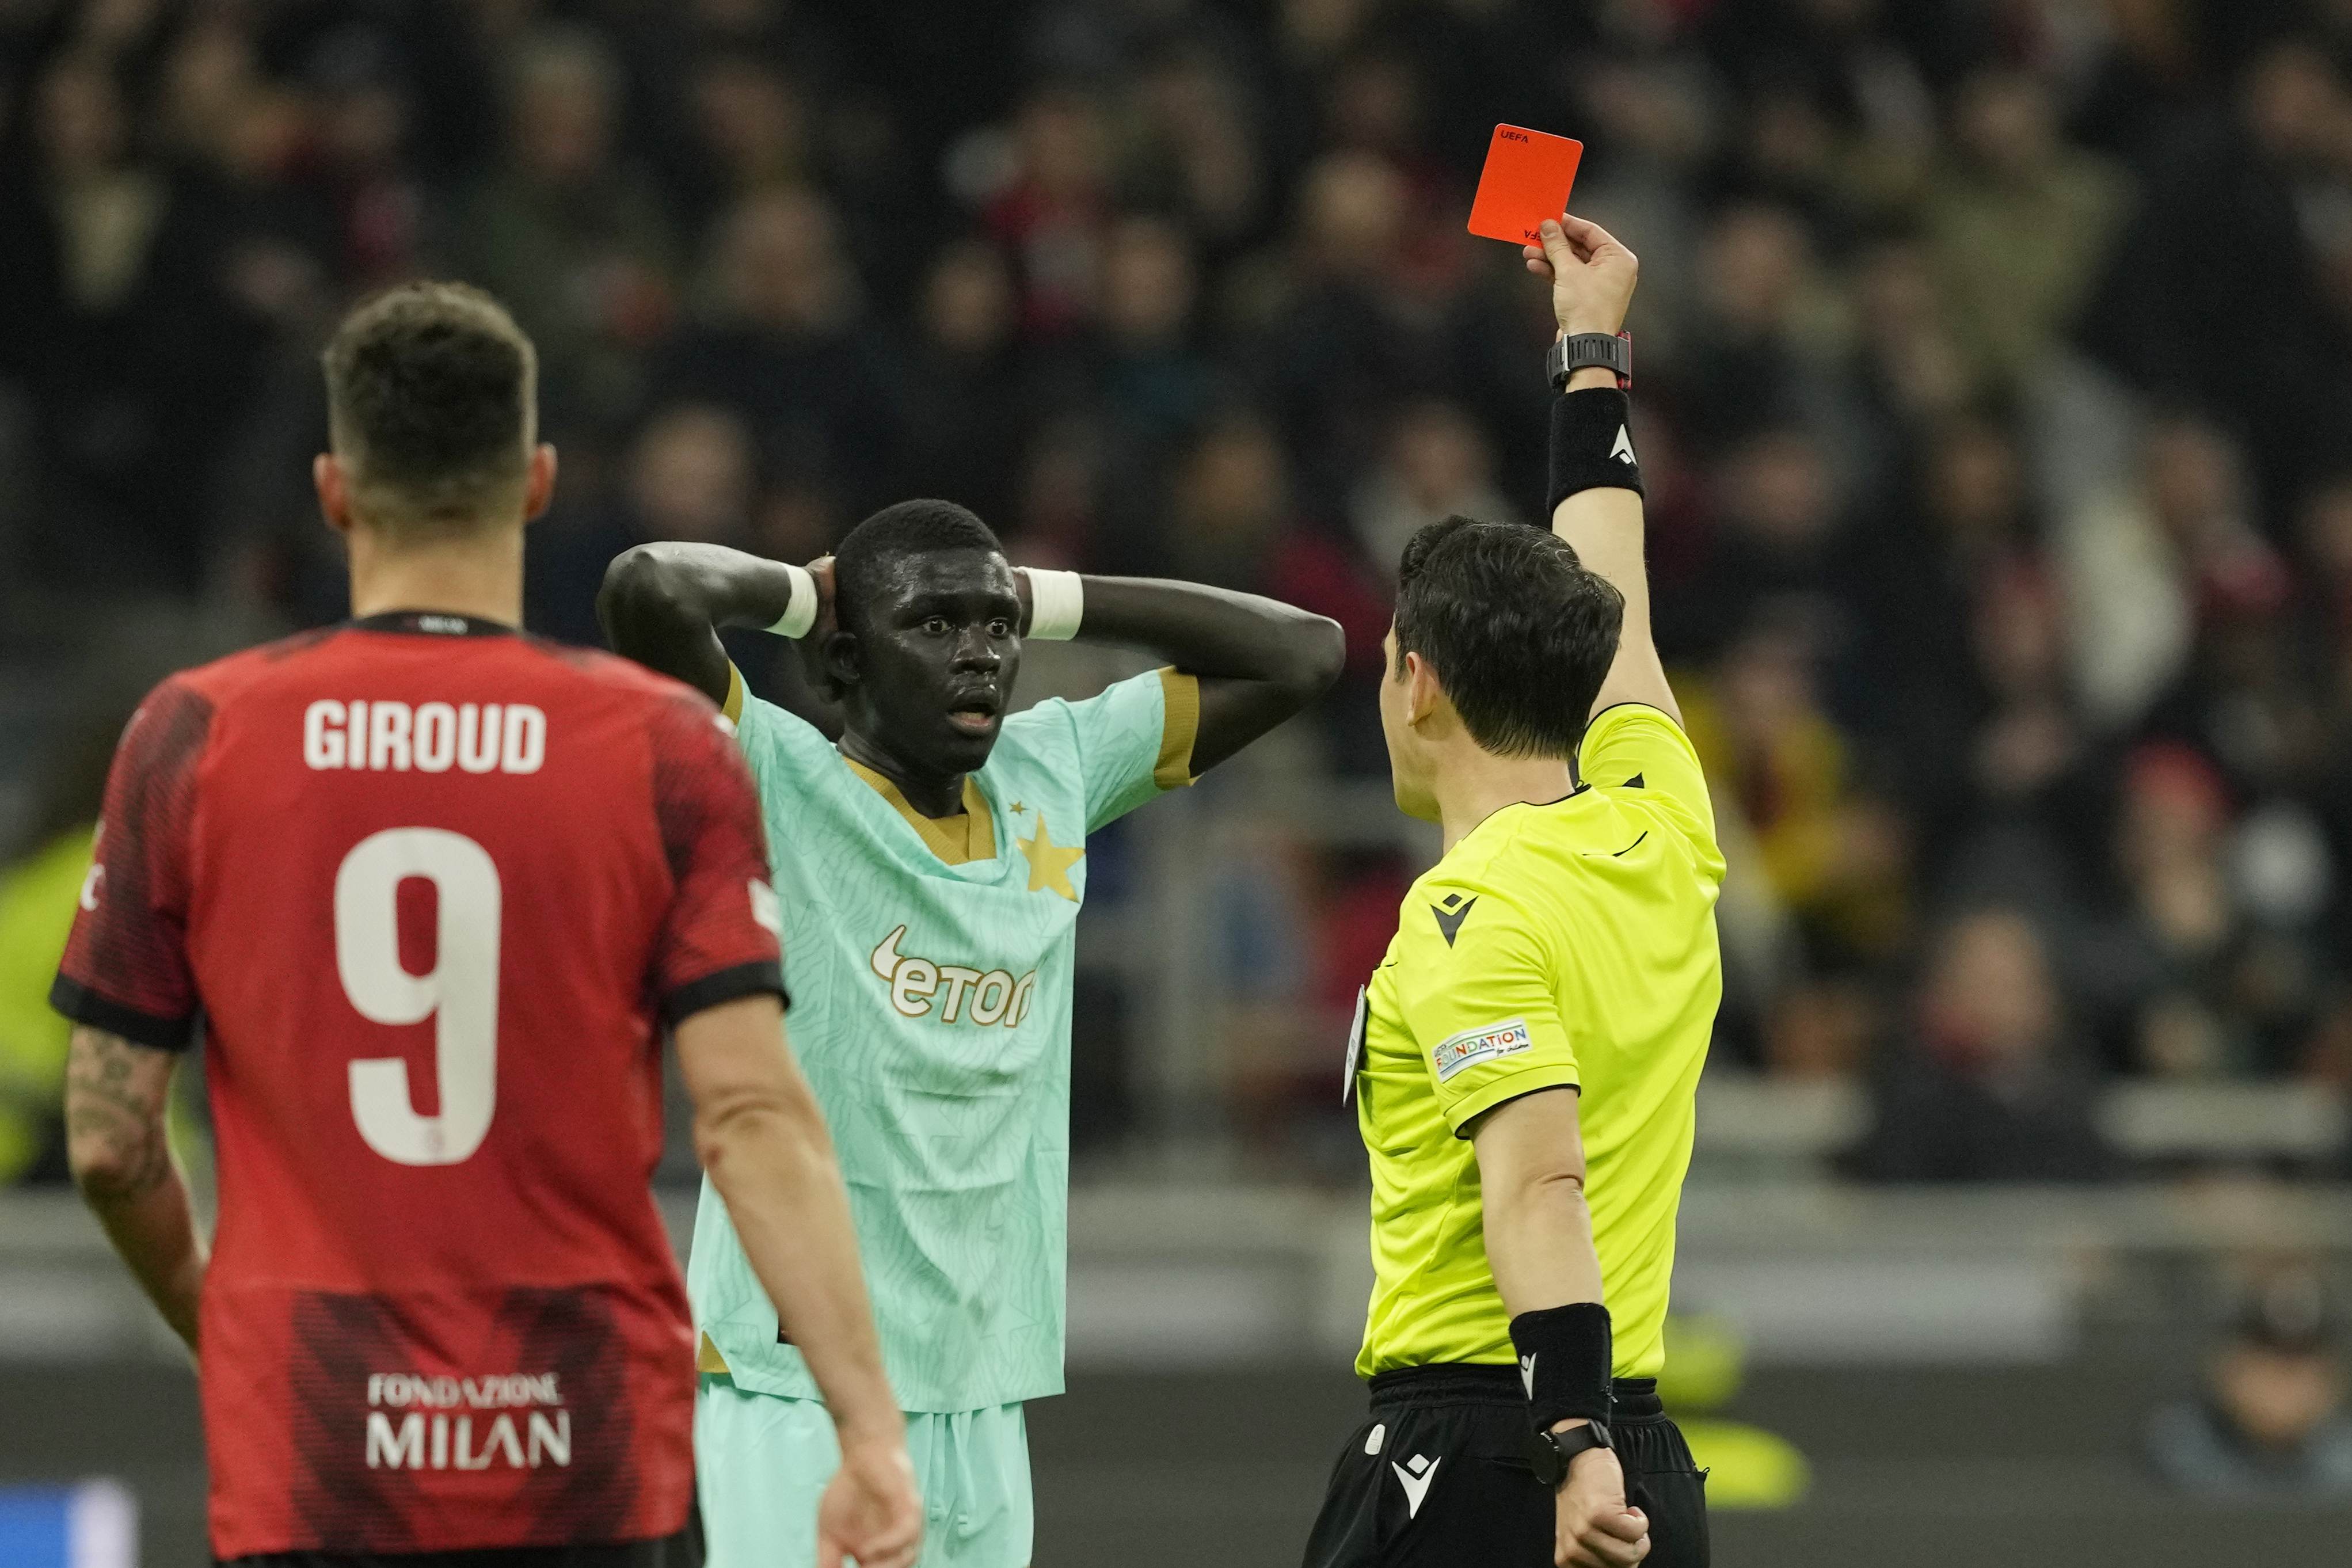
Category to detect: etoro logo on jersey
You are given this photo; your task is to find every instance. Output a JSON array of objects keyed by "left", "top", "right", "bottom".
[{"left": 869, "top": 927, "right": 1038, "bottom": 1027}]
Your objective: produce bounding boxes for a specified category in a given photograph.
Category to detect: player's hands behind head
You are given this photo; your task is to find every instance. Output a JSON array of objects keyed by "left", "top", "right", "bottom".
[
  {"left": 797, "top": 554, "right": 844, "bottom": 700},
  {"left": 1554, "top": 1444, "right": 1650, "bottom": 1568},
  {"left": 1523, "top": 214, "right": 1638, "bottom": 341},
  {"left": 808, "top": 555, "right": 838, "bottom": 629},
  {"left": 816, "top": 1433, "right": 923, "bottom": 1568}
]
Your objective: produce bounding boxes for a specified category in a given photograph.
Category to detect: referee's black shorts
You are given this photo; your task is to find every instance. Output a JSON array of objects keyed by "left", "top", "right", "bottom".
[{"left": 1301, "top": 1366, "right": 1708, "bottom": 1568}]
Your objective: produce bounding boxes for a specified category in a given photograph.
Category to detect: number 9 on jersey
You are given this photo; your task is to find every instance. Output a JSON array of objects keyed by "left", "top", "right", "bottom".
[{"left": 334, "top": 827, "right": 503, "bottom": 1166}]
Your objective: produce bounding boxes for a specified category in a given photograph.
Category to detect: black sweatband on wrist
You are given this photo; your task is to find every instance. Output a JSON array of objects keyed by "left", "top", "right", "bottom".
[
  {"left": 1544, "top": 387, "right": 1645, "bottom": 519},
  {"left": 1510, "top": 1302, "right": 1614, "bottom": 1430}
]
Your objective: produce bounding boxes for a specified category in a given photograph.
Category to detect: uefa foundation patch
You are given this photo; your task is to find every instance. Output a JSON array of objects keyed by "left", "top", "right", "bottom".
[{"left": 1432, "top": 1018, "right": 1533, "bottom": 1081}]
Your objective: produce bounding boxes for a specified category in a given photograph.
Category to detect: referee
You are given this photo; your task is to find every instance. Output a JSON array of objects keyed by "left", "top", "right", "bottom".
[{"left": 1304, "top": 215, "right": 1722, "bottom": 1568}]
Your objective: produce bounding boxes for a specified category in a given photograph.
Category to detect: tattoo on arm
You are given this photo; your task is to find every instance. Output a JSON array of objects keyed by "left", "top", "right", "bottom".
[
  {"left": 66, "top": 1027, "right": 176, "bottom": 1200},
  {"left": 62, "top": 1027, "right": 203, "bottom": 1349}
]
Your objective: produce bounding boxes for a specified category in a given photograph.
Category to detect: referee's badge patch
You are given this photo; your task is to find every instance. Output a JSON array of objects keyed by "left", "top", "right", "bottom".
[
  {"left": 1342, "top": 984, "right": 1369, "bottom": 1105},
  {"left": 1432, "top": 1018, "right": 1533, "bottom": 1081}
]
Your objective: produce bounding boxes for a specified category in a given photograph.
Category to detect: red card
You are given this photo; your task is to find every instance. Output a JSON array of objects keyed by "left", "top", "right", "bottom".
[{"left": 1467, "top": 124, "right": 1584, "bottom": 245}]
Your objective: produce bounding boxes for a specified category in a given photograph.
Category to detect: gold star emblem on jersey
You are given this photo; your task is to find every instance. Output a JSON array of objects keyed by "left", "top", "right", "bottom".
[{"left": 1017, "top": 810, "right": 1083, "bottom": 901}]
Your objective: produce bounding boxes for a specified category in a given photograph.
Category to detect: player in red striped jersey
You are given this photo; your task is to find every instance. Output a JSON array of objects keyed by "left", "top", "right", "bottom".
[{"left": 51, "top": 283, "right": 920, "bottom": 1568}]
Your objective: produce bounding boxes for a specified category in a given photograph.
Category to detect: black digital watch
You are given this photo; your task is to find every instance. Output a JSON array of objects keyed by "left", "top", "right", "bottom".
[
  {"left": 1526, "top": 1420, "right": 1613, "bottom": 1490},
  {"left": 1547, "top": 330, "right": 1632, "bottom": 391}
]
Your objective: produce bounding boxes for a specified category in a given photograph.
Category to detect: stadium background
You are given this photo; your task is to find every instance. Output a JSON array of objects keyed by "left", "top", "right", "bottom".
[{"left": 5, "top": 0, "right": 2352, "bottom": 1562}]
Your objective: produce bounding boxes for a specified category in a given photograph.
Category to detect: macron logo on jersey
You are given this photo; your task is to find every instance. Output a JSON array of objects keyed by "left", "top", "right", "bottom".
[
  {"left": 1430, "top": 892, "right": 1476, "bottom": 947},
  {"left": 1432, "top": 1018, "right": 1533, "bottom": 1082}
]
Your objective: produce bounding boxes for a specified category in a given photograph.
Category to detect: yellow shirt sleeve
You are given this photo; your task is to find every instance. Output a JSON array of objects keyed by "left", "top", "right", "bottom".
[
  {"left": 1394, "top": 883, "right": 1578, "bottom": 1137},
  {"left": 1580, "top": 703, "right": 1715, "bottom": 846}
]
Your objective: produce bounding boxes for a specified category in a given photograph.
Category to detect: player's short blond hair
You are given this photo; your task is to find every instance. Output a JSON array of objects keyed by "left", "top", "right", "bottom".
[{"left": 321, "top": 282, "right": 538, "bottom": 535}]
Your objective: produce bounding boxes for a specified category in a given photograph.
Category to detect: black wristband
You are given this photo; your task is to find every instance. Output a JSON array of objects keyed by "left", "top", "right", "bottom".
[
  {"left": 1510, "top": 1302, "right": 1614, "bottom": 1431},
  {"left": 1544, "top": 387, "right": 1644, "bottom": 519}
]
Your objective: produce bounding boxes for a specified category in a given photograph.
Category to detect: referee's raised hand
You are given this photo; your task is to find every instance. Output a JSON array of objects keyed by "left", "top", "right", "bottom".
[
  {"left": 1555, "top": 1441, "right": 1651, "bottom": 1567},
  {"left": 1522, "top": 213, "right": 1640, "bottom": 339}
]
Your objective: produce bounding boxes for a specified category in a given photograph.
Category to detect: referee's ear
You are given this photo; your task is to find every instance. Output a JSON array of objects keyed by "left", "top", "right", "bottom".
[{"left": 1399, "top": 649, "right": 1447, "bottom": 729}]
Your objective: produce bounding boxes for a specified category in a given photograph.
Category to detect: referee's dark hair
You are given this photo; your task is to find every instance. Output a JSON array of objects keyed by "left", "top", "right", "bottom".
[
  {"left": 321, "top": 281, "right": 536, "bottom": 535},
  {"left": 832, "top": 498, "right": 1005, "bottom": 637},
  {"left": 1392, "top": 516, "right": 1625, "bottom": 758}
]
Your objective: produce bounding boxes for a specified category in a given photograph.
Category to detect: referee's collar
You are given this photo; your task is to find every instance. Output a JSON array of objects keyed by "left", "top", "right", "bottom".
[
  {"left": 349, "top": 610, "right": 518, "bottom": 638},
  {"left": 1528, "top": 782, "right": 1592, "bottom": 809},
  {"left": 1459, "top": 781, "right": 1590, "bottom": 844}
]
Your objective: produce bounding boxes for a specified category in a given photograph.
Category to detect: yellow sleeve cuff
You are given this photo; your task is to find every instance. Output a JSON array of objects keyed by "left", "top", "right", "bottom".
[
  {"left": 1444, "top": 1064, "right": 1582, "bottom": 1140},
  {"left": 722, "top": 663, "right": 745, "bottom": 729},
  {"left": 1154, "top": 668, "right": 1200, "bottom": 790}
]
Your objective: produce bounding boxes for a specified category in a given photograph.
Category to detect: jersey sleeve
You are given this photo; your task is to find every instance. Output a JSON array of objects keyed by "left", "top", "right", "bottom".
[
  {"left": 722, "top": 662, "right": 842, "bottom": 798},
  {"left": 50, "top": 678, "right": 214, "bottom": 1050},
  {"left": 1011, "top": 667, "right": 1200, "bottom": 834},
  {"left": 648, "top": 690, "right": 787, "bottom": 1024},
  {"left": 1395, "top": 884, "right": 1579, "bottom": 1137},
  {"left": 721, "top": 661, "right": 751, "bottom": 732},
  {"left": 1579, "top": 703, "right": 1716, "bottom": 847}
]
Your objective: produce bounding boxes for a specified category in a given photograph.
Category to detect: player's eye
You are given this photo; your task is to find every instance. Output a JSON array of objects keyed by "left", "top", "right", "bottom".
[
  {"left": 989, "top": 618, "right": 1014, "bottom": 638},
  {"left": 922, "top": 616, "right": 950, "bottom": 635}
]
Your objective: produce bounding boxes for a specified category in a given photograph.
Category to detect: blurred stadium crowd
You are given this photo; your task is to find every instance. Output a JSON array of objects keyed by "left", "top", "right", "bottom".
[{"left": 7, "top": 0, "right": 2352, "bottom": 1186}]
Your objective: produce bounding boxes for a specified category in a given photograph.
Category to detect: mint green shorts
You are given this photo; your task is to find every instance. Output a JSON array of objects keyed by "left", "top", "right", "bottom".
[{"left": 695, "top": 1375, "right": 1032, "bottom": 1568}]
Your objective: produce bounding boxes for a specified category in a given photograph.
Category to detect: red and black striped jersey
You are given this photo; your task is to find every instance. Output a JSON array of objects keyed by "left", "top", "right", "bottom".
[{"left": 53, "top": 611, "right": 784, "bottom": 1558}]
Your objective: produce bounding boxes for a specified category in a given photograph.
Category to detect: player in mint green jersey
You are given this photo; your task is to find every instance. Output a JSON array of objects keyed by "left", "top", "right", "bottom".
[{"left": 600, "top": 500, "right": 1343, "bottom": 1567}]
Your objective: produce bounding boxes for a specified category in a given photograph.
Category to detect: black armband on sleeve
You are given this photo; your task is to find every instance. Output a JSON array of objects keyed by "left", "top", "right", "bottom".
[
  {"left": 1544, "top": 388, "right": 1645, "bottom": 520},
  {"left": 660, "top": 960, "right": 789, "bottom": 1027},
  {"left": 1510, "top": 1301, "right": 1615, "bottom": 1430},
  {"left": 48, "top": 976, "right": 199, "bottom": 1052}
]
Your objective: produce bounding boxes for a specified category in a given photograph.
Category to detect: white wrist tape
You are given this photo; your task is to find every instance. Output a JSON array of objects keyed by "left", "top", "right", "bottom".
[
  {"left": 765, "top": 562, "right": 819, "bottom": 639},
  {"left": 1022, "top": 568, "right": 1084, "bottom": 641}
]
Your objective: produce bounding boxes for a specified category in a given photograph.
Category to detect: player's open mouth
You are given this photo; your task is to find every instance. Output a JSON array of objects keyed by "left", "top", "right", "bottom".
[{"left": 947, "top": 708, "right": 997, "bottom": 734}]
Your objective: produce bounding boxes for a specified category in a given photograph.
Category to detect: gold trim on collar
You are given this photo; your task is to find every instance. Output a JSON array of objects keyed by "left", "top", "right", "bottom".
[
  {"left": 697, "top": 1331, "right": 732, "bottom": 1375},
  {"left": 842, "top": 758, "right": 996, "bottom": 865}
]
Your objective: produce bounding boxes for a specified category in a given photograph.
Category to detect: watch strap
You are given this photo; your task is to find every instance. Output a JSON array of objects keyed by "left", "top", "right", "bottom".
[
  {"left": 1526, "top": 1420, "right": 1613, "bottom": 1489},
  {"left": 1547, "top": 330, "right": 1632, "bottom": 391}
]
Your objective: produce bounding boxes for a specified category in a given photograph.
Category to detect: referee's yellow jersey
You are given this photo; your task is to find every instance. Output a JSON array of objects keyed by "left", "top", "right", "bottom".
[{"left": 1353, "top": 702, "right": 1725, "bottom": 1381}]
